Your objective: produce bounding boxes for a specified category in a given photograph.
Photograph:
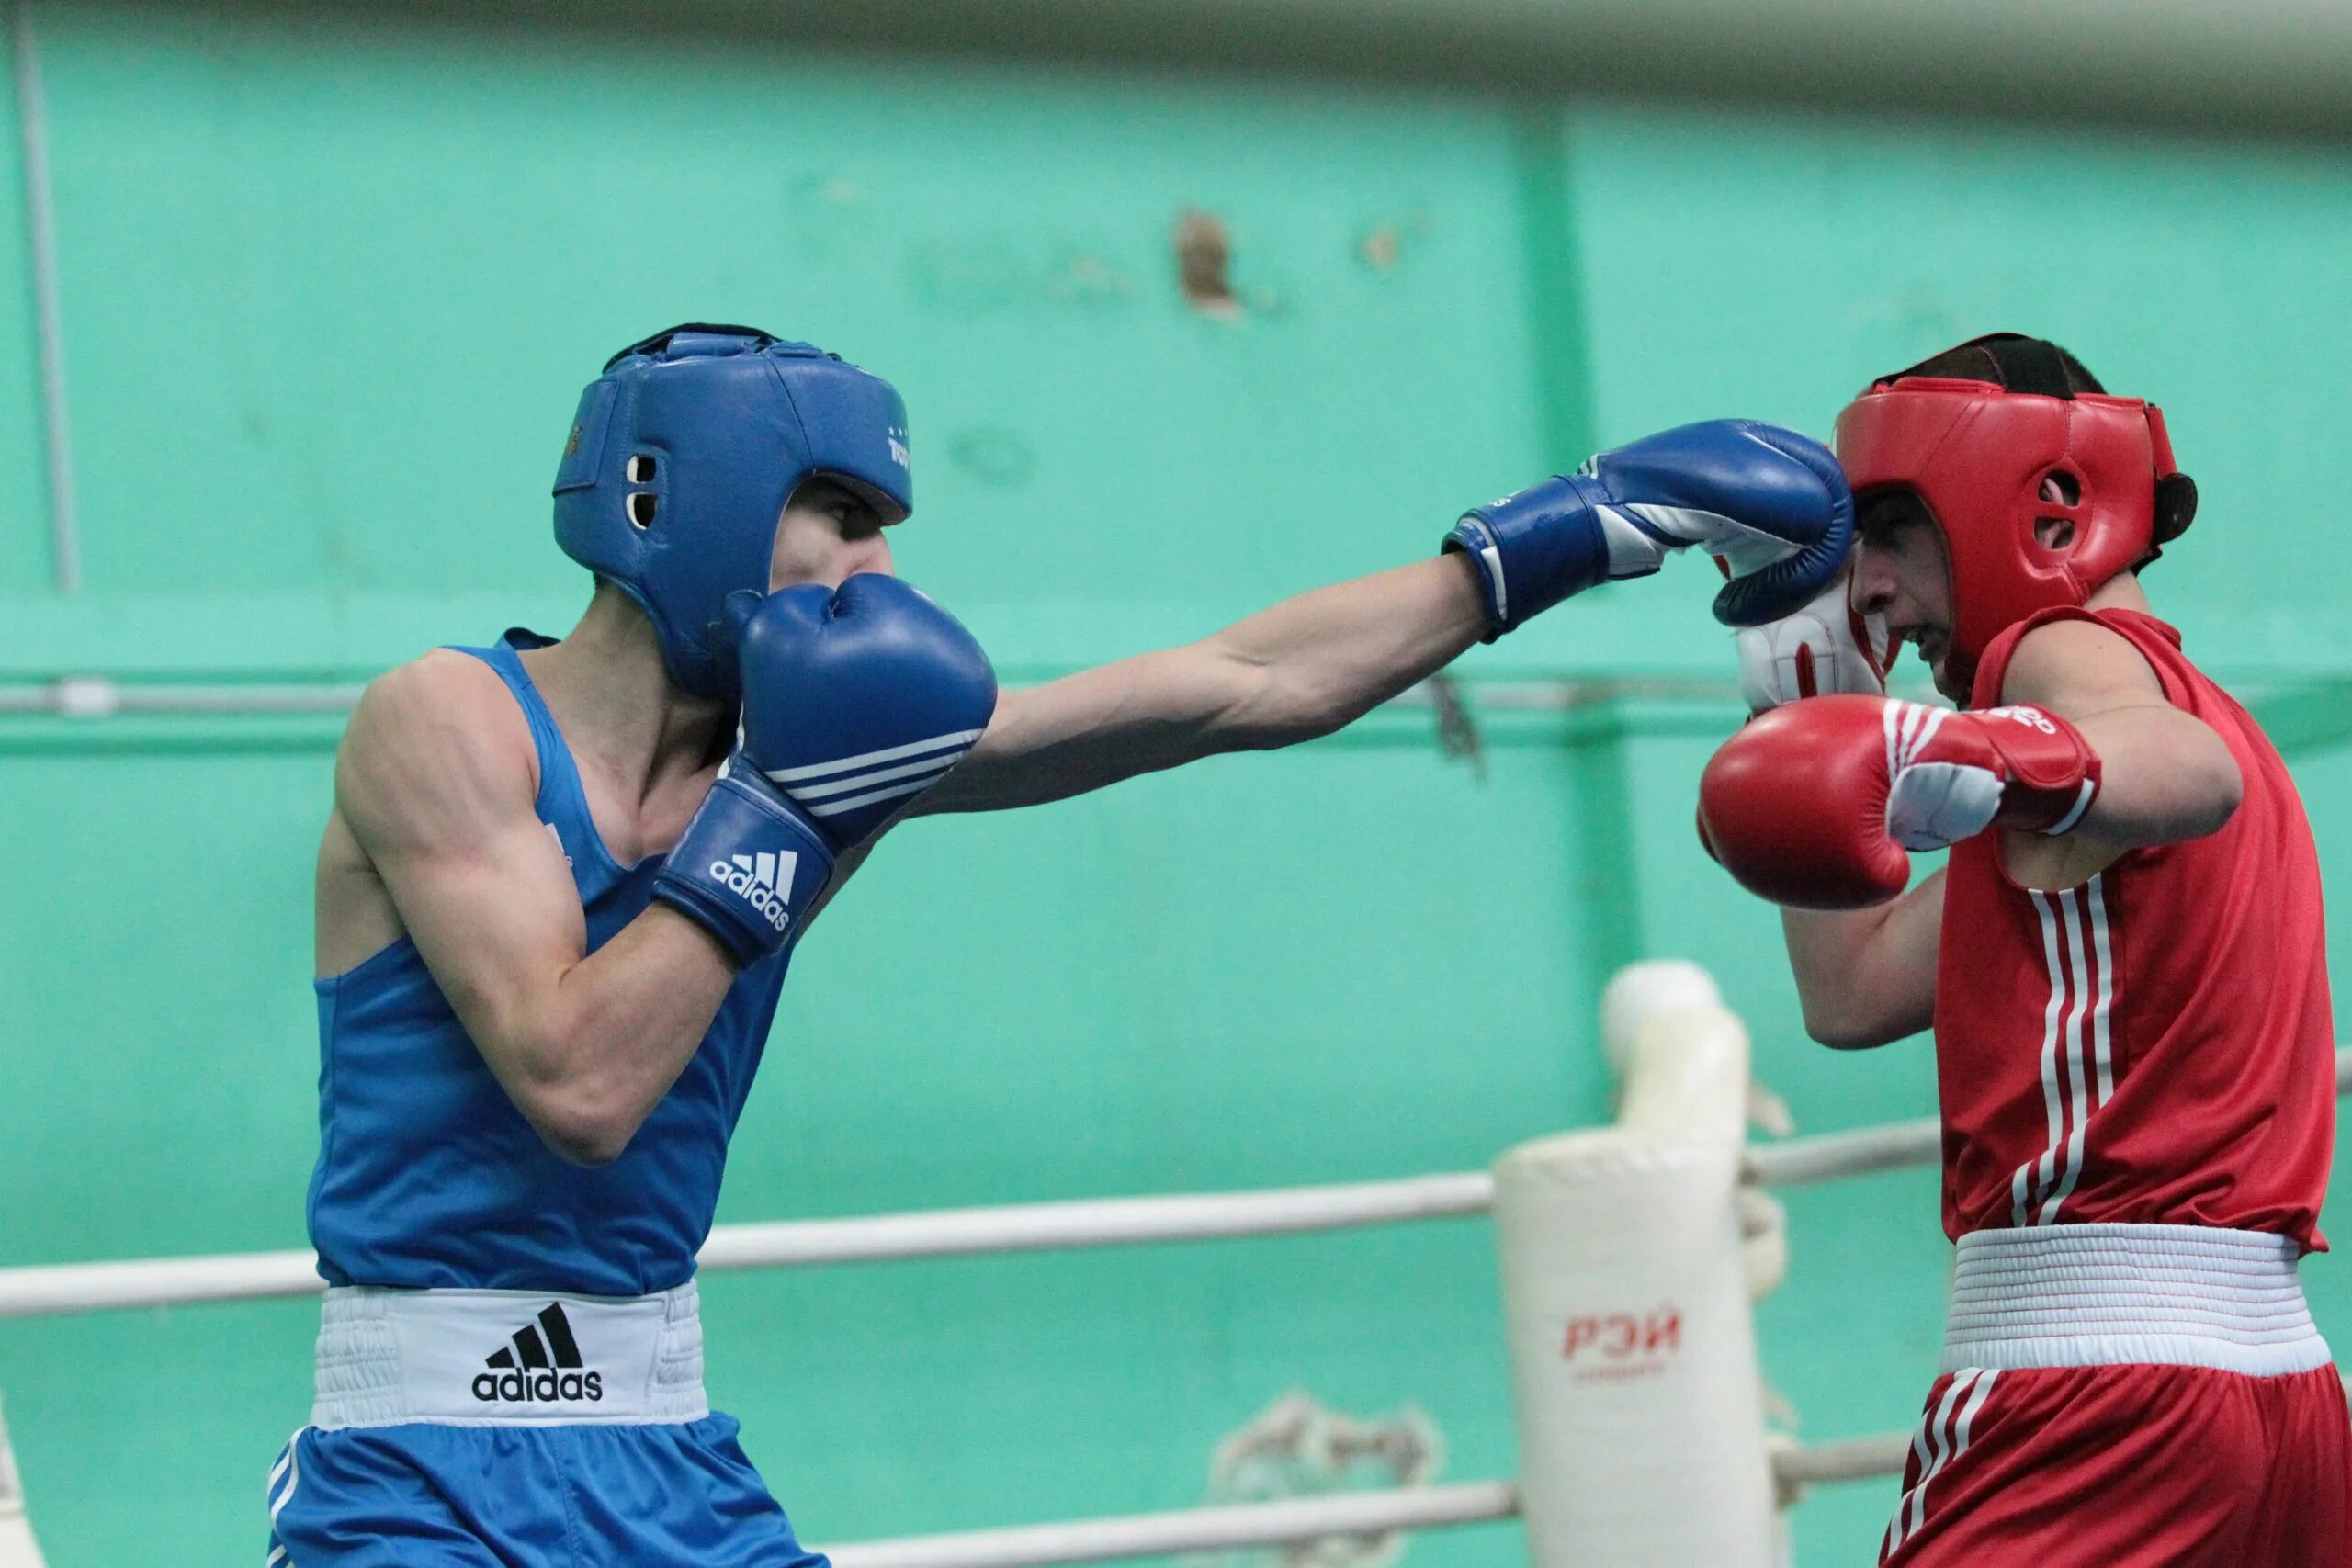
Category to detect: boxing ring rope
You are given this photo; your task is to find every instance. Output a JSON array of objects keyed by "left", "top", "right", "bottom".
[
  {"left": 821, "top": 1441, "right": 1929, "bottom": 1568},
  {"left": 828, "top": 1483, "right": 1523, "bottom": 1568},
  {"left": 4, "top": 976, "right": 2347, "bottom": 1567},
  {"left": 8, "top": 1049, "right": 2344, "bottom": 1320},
  {"left": 1773, "top": 1432, "right": 1919, "bottom": 1487},
  {"left": 1750, "top": 1040, "right": 2352, "bottom": 1188},
  {"left": 0, "top": 680, "right": 369, "bottom": 717},
  {"left": 0, "top": 1173, "right": 1498, "bottom": 1320},
  {"left": 1744, "top": 1118, "right": 1939, "bottom": 1188}
]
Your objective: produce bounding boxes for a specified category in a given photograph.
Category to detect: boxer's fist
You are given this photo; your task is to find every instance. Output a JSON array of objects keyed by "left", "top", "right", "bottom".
[
  {"left": 1734, "top": 569, "right": 1889, "bottom": 714},
  {"left": 1697, "top": 695, "right": 2101, "bottom": 909},
  {"left": 736, "top": 574, "right": 998, "bottom": 849},
  {"left": 1443, "top": 420, "right": 1853, "bottom": 640},
  {"left": 652, "top": 576, "right": 997, "bottom": 964}
]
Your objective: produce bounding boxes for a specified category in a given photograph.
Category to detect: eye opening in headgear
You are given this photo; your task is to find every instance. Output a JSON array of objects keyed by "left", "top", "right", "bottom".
[
  {"left": 810, "top": 470, "right": 912, "bottom": 527},
  {"left": 1856, "top": 487, "right": 1937, "bottom": 543}
]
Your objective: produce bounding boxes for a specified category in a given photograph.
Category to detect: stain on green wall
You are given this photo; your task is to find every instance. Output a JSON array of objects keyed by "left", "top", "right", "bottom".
[{"left": 5, "top": 10, "right": 2352, "bottom": 1567}]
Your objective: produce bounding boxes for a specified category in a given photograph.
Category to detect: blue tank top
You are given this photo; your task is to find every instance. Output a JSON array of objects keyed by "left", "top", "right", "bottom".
[{"left": 306, "top": 632, "right": 790, "bottom": 1295}]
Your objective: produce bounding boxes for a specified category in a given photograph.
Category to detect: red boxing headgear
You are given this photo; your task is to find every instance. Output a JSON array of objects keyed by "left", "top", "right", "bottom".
[{"left": 1834, "top": 333, "right": 2194, "bottom": 691}]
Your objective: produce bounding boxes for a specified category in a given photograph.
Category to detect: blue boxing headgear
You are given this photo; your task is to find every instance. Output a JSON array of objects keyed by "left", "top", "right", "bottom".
[{"left": 553, "top": 323, "right": 912, "bottom": 699}]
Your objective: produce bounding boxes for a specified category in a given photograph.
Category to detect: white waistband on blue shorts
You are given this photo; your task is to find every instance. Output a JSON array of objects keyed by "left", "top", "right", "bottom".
[
  {"left": 1942, "top": 1223, "right": 2331, "bottom": 1378},
  {"left": 311, "top": 1281, "right": 708, "bottom": 1429}
]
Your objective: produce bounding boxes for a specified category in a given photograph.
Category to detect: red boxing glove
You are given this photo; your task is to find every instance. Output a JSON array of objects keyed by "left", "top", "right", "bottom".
[{"left": 1697, "top": 695, "right": 2101, "bottom": 909}]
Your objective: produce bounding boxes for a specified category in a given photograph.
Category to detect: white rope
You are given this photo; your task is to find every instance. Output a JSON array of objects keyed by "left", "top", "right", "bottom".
[
  {"left": 0, "top": 681, "right": 368, "bottom": 716},
  {"left": 825, "top": 1481, "right": 1521, "bottom": 1568},
  {"left": 699, "top": 1171, "right": 1495, "bottom": 1269},
  {"left": 11, "top": 1041, "right": 2347, "bottom": 1316},
  {"left": 1747, "top": 1046, "right": 2352, "bottom": 1189},
  {"left": 10, "top": 1042, "right": 2348, "bottom": 1316},
  {"left": 0, "top": 1172, "right": 1497, "bottom": 1320},
  {"left": 1745, "top": 1118, "right": 1939, "bottom": 1188},
  {"left": 1772, "top": 1431, "right": 1912, "bottom": 1486},
  {"left": 0, "top": 1247, "right": 324, "bottom": 1319},
  {"left": 822, "top": 1432, "right": 1925, "bottom": 1568},
  {"left": 16, "top": 1021, "right": 2334, "bottom": 1560}
]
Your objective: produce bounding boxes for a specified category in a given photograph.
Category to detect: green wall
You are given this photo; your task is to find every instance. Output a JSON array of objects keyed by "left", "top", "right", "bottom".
[{"left": 4, "top": 8, "right": 2350, "bottom": 1565}]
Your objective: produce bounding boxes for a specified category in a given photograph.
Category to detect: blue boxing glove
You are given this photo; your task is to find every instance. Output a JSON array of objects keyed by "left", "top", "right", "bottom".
[
  {"left": 653, "top": 575, "right": 998, "bottom": 965},
  {"left": 1443, "top": 420, "right": 1853, "bottom": 637}
]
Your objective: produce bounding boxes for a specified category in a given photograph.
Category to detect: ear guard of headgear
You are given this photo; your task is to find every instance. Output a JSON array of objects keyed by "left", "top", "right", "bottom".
[
  {"left": 553, "top": 323, "right": 912, "bottom": 700},
  {"left": 1834, "top": 332, "right": 2190, "bottom": 691}
]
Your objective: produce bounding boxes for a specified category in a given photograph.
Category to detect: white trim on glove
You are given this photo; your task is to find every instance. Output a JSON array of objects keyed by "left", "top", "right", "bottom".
[
  {"left": 1734, "top": 567, "right": 1889, "bottom": 714},
  {"left": 1881, "top": 701, "right": 2004, "bottom": 851}
]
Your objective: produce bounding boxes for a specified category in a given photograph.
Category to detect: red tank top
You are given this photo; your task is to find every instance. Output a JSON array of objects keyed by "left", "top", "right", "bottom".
[{"left": 1934, "top": 606, "right": 2333, "bottom": 1247}]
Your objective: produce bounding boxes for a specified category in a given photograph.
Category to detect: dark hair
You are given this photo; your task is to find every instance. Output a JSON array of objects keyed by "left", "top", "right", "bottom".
[{"left": 1883, "top": 333, "right": 2104, "bottom": 397}]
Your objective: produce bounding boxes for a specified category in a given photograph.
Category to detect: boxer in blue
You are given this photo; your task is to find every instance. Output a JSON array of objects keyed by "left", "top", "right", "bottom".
[{"left": 274, "top": 323, "right": 1853, "bottom": 1565}]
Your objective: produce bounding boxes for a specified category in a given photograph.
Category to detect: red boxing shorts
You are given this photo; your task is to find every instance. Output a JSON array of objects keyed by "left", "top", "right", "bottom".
[{"left": 1880, "top": 1224, "right": 2352, "bottom": 1567}]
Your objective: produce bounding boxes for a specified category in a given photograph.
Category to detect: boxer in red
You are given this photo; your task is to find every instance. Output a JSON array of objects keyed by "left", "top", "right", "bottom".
[{"left": 1700, "top": 334, "right": 2350, "bottom": 1565}]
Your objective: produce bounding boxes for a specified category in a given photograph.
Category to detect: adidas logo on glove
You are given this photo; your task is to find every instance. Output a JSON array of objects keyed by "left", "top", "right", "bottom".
[
  {"left": 471, "top": 1303, "right": 605, "bottom": 1404},
  {"left": 707, "top": 851, "right": 797, "bottom": 933}
]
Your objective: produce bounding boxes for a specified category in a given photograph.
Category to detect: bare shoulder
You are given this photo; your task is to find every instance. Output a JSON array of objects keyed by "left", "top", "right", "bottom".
[
  {"left": 337, "top": 650, "right": 539, "bottom": 855},
  {"left": 2001, "top": 615, "right": 2165, "bottom": 716}
]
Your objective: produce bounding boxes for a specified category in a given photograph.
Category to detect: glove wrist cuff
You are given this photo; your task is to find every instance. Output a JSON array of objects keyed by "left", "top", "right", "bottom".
[
  {"left": 652, "top": 765, "right": 837, "bottom": 966},
  {"left": 1976, "top": 706, "right": 2103, "bottom": 836},
  {"left": 1442, "top": 473, "right": 1615, "bottom": 639}
]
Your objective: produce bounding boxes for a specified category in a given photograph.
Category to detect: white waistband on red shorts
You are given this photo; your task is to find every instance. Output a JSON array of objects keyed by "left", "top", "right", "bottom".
[
  {"left": 311, "top": 1281, "right": 708, "bottom": 1429},
  {"left": 1942, "top": 1223, "right": 2331, "bottom": 1378}
]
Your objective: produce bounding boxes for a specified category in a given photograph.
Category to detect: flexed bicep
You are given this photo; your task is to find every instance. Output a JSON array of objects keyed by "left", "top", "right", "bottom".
[{"left": 333, "top": 652, "right": 591, "bottom": 1066}]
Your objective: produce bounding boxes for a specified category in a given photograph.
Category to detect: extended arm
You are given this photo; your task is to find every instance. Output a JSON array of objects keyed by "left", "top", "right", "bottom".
[
  {"left": 336, "top": 654, "right": 737, "bottom": 1168},
  {"left": 917, "top": 556, "right": 1485, "bottom": 813},
  {"left": 925, "top": 420, "right": 1858, "bottom": 813}
]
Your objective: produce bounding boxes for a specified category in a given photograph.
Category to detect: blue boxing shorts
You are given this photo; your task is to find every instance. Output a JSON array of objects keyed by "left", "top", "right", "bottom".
[{"left": 264, "top": 1283, "right": 827, "bottom": 1567}]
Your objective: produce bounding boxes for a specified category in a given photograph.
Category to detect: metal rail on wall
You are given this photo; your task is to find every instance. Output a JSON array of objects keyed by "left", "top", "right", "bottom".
[
  {"left": 9, "top": 676, "right": 2352, "bottom": 771},
  {"left": 0, "top": 675, "right": 1738, "bottom": 719}
]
